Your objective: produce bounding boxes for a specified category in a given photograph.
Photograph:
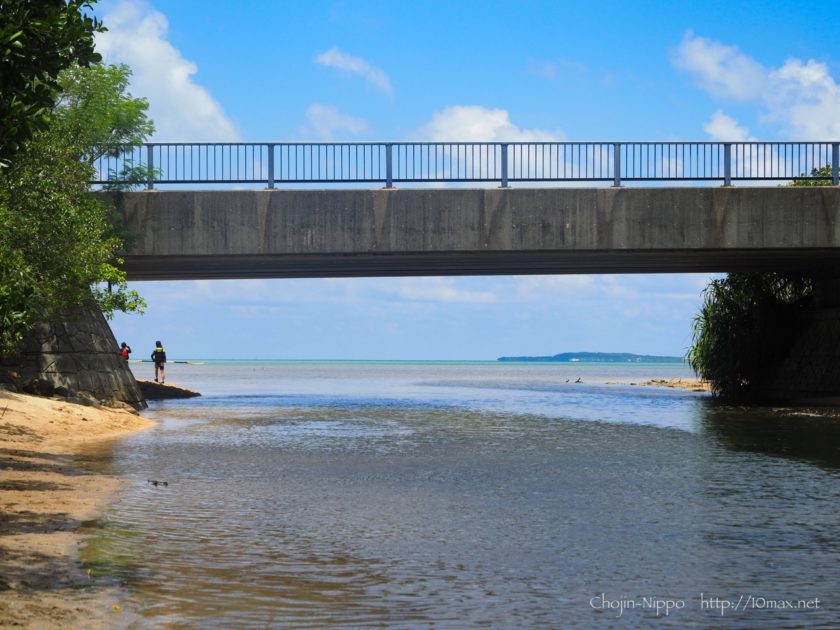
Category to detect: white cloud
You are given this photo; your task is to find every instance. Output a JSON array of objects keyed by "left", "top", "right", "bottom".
[
  {"left": 394, "top": 278, "right": 497, "bottom": 303},
  {"left": 515, "top": 275, "right": 596, "bottom": 299},
  {"left": 413, "top": 106, "right": 567, "bottom": 186},
  {"left": 766, "top": 58, "right": 840, "bottom": 138},
  {"left": 419, "top": 105, "right": 563, "bottom": 142},
  {"left": 527, "top": 58, "right": 588, "bottom": 81},
  {"left": 514, "top": 274, "right": 715, "bottom": 303},
  {"left": 142, "top": 277, "right": 499, "bottom": 308},
  {"left": 164, "top": 278, "right": 367, "bottom": 306},
  {"left": 674, "top": 31, "right": 840, "bottom": 139},
  {"left": 703, "top": 111, "right": 754, "bottom": 141},
  {"left": 96, "top": 0, "right": 237, "bottom": 141},
  {"left": 672, "top": 31, "right": 766, "bottom": 101},
  {"left": 301, "top": 103, "right": 368, "bottom": 140},
  {"left": 314, "top": 46, "right": 393, "bottom": 95}
]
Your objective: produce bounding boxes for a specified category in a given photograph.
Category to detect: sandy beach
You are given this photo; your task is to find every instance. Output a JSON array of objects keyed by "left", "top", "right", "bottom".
[{"left": 0, "top": 391, "right": 155, "bottom": 629}]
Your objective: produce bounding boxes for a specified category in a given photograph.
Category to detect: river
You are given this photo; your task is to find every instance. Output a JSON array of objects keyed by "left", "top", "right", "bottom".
[{"left": 81, "top": 361, "right": 840, "bottom": 628}]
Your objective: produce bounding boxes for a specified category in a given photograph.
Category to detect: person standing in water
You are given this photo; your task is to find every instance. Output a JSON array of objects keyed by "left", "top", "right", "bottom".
[{"left": 151, "top": 341, "right": 167, "bottom": 383}]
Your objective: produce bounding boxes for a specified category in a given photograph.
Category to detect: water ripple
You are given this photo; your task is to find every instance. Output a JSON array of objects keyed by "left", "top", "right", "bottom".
[{"left": 82, "top": 363, "right": 840, "bottom": 627}]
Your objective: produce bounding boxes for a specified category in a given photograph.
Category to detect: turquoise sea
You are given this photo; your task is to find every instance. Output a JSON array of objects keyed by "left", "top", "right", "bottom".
[{"left": 82, "top": 360, "right": 840, "bottom": 628}]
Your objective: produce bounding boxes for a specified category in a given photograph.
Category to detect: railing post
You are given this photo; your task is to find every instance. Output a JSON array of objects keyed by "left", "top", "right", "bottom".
[
  {"left": 832, "top": 143, "right": 839, "bottom": 186},
  {"left": 500, "top": 143, "right": 509, "bottom": 188},
  {"left": 723, "top": 143, "right": 732, "bottom": 186},
  {"left": 146, "top": 144, "right": 154, "bottom": 190},
  {"left": 613, "top": 143, "right": 622, "bottom": 187},
  {"left": 267, "top": 143, "right": 275, "bottom": 189},
  {"left": 385, "top": 143, "right": 393, "bottom": 188}
]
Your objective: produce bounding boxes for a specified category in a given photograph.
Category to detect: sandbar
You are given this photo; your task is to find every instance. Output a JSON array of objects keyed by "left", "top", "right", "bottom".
[{"left": 606, "top": 378, "right": 712, "bottom": 392}]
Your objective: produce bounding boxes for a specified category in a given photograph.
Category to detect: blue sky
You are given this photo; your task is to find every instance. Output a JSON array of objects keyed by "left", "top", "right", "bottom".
[{"left": 96, "top": 0, "right": 840, "bottom": 360}]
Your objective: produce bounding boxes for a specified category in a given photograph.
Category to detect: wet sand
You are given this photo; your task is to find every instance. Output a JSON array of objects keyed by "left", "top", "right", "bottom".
[
  {"left": 607, "top": 378, "right": 712, "bottom": 392},
  {"left": 637, "top": 378, "right": 711, "bottom": 392},
  {"left": 0, "top": 391, "right": 155, "bottom": 629}
]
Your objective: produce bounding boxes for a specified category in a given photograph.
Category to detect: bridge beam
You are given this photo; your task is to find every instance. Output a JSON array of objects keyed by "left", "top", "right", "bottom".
[{"left": 108, "top": 187, "right": 840, "bottom": 280}]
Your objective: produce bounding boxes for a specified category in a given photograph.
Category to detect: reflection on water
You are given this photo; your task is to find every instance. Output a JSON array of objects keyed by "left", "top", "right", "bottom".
[
  {"left": 83, "top": 362, "right": 840, "bottom": 627},
  {"left": 700, "top": 403, "right": 840, "bottom": 470}
]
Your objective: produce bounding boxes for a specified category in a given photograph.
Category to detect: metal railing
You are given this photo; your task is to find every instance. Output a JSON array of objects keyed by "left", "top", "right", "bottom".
[{"left": 92, "top": 141, "right": 840, "bottom": 189}]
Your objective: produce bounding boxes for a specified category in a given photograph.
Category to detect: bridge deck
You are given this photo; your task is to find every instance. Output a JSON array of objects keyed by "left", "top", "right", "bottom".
[{"left": 110, "top": 187, "right": 840, "bottom": 280}]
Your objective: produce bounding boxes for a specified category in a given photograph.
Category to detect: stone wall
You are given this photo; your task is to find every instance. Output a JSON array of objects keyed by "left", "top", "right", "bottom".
[{"left": 0, "top": 304, "right": 146, "bottom": 410}]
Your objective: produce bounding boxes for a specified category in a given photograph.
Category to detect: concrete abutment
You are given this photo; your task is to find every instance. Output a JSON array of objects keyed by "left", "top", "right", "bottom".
[{"left": 0, "top": 303, "right": 146, "bottom": 410}]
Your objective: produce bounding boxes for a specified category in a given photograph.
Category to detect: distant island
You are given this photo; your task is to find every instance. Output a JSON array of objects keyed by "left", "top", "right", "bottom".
[{"left": 497, "top": 352, "right": 685, "bottom": 363}]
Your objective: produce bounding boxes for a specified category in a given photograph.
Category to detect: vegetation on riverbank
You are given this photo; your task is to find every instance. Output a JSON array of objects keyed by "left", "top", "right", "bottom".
[
  {"left": 0, "top": 1, "right": 101, "bottom": 168},
  {"left": 687, "top": 272, "right": 813, "bottom": 399},
  {"left": 0, "top": 0, "right": 151, "bottom": 360}
]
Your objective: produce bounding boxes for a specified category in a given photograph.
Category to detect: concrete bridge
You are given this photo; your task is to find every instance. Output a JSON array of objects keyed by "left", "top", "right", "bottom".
[
  {"left": 93, "top": 140, "right": 840, "bottom": 402},
  {"left": 112, "top": 187, "right": 840, "bottom": 280}
]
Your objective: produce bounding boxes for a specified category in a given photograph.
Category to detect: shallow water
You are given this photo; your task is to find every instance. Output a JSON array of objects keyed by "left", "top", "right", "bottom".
[{"left": 83, "top": 362, "right": 840, "bottom": 627}]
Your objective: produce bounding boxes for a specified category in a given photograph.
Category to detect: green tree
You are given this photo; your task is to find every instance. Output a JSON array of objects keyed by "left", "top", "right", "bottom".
[
  {"left": 792, "top": 165, "right": 833, "bottom": 186},
  {"left": 0, "top": 63, "right": 151, "bottom": 357},
  {"left": 55, "top": 63, "right": 156, "bottom": 186},
  {"left": 0, "top": 0, "right": 103, "bottom": 168},
  {"left": 687, "top": 167, "right": 831, "bottom": 398},
  {"left": 687, "top": 273, "right": 812, "bottom": 398}
]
